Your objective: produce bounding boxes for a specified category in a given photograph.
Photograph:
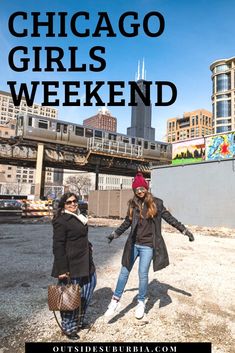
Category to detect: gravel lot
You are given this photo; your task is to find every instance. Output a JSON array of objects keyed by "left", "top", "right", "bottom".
[{"left": 0, "top": 219, "right": 234, "bottom": 353}]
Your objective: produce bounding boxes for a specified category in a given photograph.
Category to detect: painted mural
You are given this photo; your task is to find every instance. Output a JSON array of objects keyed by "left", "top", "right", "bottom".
[
  {"left": 206, "top": 132, "right": 235, "bottom": 160},
  {"left": 172, "top": 138, "right": 205, "bottom": 165},
  {"left": 172, "top": 132, "right": 235, "bottom": 165}
]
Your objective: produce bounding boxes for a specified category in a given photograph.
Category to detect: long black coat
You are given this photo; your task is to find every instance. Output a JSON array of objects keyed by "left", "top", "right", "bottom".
[
  {"left": 115, "top": 197, "right": 187, "bottom": 272},
  {"left": 51, "top": 213, "right": 94, "bottom": 278}
]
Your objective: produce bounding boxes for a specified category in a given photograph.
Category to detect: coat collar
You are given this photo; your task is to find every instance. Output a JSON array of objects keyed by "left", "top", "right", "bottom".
[{"left": 63, "top": 210, "right": 88, "bottom": 225}]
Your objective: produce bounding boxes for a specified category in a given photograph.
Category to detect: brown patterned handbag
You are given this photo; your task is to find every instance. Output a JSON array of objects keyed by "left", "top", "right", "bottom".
[
  {"left": 48, "top": 279, "right": 82, "bottom": 335},
  {"left": 48, "top": 282, "right": 81, "bottom": 311}
]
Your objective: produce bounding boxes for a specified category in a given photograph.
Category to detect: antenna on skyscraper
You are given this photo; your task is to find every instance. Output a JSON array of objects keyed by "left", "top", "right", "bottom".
[
  {"left": 137, "top": 60, "right": 140, "bottom": 80},
  {"left": 142, "top": 58, "right": 145, "bottom": 80}
]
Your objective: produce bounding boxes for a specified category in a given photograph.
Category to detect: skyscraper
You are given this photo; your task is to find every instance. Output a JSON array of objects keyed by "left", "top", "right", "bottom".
[
  {"left": 210, "top": 57, "right": 235, "bottom": 133},
  {"left": 127, "top": 60, "right": 155, "bottom": 141}
]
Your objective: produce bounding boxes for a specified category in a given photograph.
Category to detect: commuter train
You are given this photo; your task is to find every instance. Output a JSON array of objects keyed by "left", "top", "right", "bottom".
[{"left": 15, "top": 113, "right": 172, "bottom": 161}]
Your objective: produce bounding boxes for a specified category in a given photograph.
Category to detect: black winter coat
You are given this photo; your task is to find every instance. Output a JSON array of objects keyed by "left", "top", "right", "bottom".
[
  {"left": 115, "top": 197, "right": 187, "bottom": 272},
  {"left": 51, "top": 213, "right": 95, "bottom": 278}
]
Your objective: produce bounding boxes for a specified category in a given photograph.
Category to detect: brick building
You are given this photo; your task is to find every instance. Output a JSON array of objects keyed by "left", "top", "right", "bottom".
[
  {"left": 83, "top": 108, "right": 117, "bottom": 132},
  {"left": 167, "top": 109, "right": 213, "bottom": 143}
]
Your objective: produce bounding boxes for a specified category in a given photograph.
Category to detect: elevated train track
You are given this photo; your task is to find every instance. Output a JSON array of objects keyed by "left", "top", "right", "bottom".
[
  {"left": 0, "top": 114, "right": 172, "bottom": 198},
  {"left": 0, "top": 136, "right": 170, "bottom": 177},
  {"left": 1, "top": 112, "right": 172, "bottom": 176}
]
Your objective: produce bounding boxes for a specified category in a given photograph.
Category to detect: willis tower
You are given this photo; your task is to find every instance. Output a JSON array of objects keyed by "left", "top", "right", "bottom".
[{"left": 127, "top": 60, "right": 155, "bottom": 141}]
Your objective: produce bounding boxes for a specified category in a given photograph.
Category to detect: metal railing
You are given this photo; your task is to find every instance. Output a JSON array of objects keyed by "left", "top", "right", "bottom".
[{"left": 88, "top": 137, "right": 143, "bottom": 158}]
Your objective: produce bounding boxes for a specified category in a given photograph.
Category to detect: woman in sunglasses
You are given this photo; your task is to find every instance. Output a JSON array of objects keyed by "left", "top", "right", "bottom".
[
  {"left": 105, "top": 172, "right": 194, "bottom": 320},
  {"left": 51, "top": 192, "right": 96, "bottom": 340}
]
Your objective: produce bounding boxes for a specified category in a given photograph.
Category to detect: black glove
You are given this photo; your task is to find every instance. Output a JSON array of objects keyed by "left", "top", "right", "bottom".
[
  {"left": 183, "top": 229, "right": 195, "bottom": 242},
  {"left": 106, "top": 231, "right": 118, "bottom": 244}
]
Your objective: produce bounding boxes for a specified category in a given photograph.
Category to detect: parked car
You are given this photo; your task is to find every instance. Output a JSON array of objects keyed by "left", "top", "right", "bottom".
[
  {"left": 0, "top": 199, "right": 23, "bottom": 223},
  {"left": 0, "top": 199, "right": 22, "bottom": 209}
]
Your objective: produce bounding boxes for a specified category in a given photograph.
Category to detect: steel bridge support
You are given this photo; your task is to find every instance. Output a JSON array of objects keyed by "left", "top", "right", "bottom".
[
  {"left": 34, "top": 143, "right": 45, "bottom": 200},
  {"left": 95, "top": 164, "right": 99, "bottom": 190}
]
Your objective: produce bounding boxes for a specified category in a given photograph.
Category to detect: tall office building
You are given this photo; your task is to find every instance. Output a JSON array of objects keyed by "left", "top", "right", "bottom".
[
  {"left": 127, "top": 60, "right": 155, "bottom": 141},
  {"left": 210, "top": 57, "right": 235, "bottom": 133},
  {"left": 0, "top": 90, "right": 59, "bottom": 196},
  {"left": 167, "top": 109, "right": 213, "bottom": 142},
  {"left": 0, "top": 90, "right": 57, "bottom": 124},
  {"left": 83, "top": 107, "right": 117, "bottom": 132}
]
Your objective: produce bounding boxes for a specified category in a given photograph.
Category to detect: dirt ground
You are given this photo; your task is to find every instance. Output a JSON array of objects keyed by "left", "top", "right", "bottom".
[{"left": 0, "top": 218, "right": 234, "bottom": 353}]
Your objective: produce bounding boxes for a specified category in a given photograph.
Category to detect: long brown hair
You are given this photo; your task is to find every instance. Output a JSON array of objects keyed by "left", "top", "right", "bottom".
[{"left": 127, "top": 191, "right": 157, "bottom": 221}]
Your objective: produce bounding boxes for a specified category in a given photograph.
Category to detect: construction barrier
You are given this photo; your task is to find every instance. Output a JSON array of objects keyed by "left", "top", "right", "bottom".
[{"left": 21, "top": 200, "right": 53, "bottom": 218}]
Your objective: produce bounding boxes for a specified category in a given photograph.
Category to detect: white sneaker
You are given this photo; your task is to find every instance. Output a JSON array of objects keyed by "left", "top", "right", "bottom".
[
  {"left": 104, "top": 298, "right": 120, "bottom": 317},
  {"left": 135, "top": 300, "right": 145, "bottom": 319}
]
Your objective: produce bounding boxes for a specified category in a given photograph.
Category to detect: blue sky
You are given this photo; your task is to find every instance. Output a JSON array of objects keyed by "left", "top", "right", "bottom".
[{"left": 0, "top": 0, "right": 234, "bottom": 140}]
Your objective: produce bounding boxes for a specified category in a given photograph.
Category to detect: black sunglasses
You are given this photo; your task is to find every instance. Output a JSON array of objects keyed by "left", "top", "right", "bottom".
[
  {"left": 65, "top": 199, "right": 78, "bottom": 205},
  {"left": 135, "top": 187, "right": 146, "bottom": 193}
]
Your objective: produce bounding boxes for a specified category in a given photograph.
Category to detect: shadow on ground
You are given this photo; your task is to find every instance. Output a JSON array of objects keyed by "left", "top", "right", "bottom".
[{"left": 106, "top": 279, "right": 192, "bottom": 323}]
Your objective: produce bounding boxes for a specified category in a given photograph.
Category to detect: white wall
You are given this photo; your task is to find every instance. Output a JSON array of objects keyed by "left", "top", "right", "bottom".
[{"left": 151, "top": 159, "right": 235, "bottom": 228}]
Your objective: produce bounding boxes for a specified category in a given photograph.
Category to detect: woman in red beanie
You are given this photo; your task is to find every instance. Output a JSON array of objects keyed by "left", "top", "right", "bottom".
[{"left": 104, "top": 172, "right": 194, "bottom": 320}]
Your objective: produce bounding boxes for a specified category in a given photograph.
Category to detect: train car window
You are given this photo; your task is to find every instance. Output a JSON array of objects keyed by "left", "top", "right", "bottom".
[
  {"left": 56, "top": 123, "right": 61, "bottom": 132},
  {"left": 85, "top": 128, "right": 93, "bottom": 138},
  {"left": 132, "top": 138, "right": 135, "bottom": 144},
  {"left": 122, "top": 137, "right": 129, "bottom": 143},
  {"left": 38, "top": 119, "right": 48, "bottom": 129},
  {"left": 160, "top": 145, "right": 167, "bottom": 152},
  {"left": 28, "top": 116, "right": 32, "bottom": 126},
  {"left": 18, "top": 116, "right": 24, "bottom": 126},
  {"left": 75, "top": 126, "right": 84, "bottom": 136},
  {"left": 137, "top": 139, "right": 142, "bottom": 146},
  {"left": 144, "top": 141, "right": 148, "bottom": 149},
  {"left": 108, "top": 133, "right": 117, "bottom": 141},
  {"left": 63, "top": 125, "right": 68, "bottom": 133},
  {"left": 95, "top": 130, "right": 103, "bottom": 138},
  {"left": 150, "top": 143, "right": 156, "bottom": 150}
]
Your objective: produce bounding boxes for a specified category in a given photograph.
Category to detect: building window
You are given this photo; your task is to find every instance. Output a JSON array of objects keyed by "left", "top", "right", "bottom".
[
  {"left": 217, "top": 119, "right": 232, "bottom": 125},
  {"left": 216, "top": 126, "right": 231, "bottom": 133},
  {"left": 215, "top": 64, "right": 230, "bottom": 73},
  {"left": 216, "top": 73, "right": 231, "bottom": 92},
  {"left": 216, "top": 100, "right": 231, "bottom": 118}
]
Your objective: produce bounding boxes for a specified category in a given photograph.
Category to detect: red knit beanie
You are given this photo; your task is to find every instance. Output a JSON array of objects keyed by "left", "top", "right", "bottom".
[{"left": 132, "top": 172, "right": 149, "bottom": 190}]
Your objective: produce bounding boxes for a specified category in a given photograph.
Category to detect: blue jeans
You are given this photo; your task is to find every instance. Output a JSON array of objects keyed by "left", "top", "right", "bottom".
[{"left": 113, "top": 244, "right": 153, "bottom": 302}]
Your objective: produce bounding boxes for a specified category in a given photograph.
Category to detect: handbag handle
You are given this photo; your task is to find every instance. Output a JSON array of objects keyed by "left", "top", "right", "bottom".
[{"left": 53, "top": 304, "right": 82, "bottom": 336}]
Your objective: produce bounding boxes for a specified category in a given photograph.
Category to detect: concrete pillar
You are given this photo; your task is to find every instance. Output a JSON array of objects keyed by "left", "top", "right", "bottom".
[
  {"left": 95, "top": 165, "right": 99, "bottom": 190},
  {"left": 34, "top": 143, "right": 45, "bottom": 200}
]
